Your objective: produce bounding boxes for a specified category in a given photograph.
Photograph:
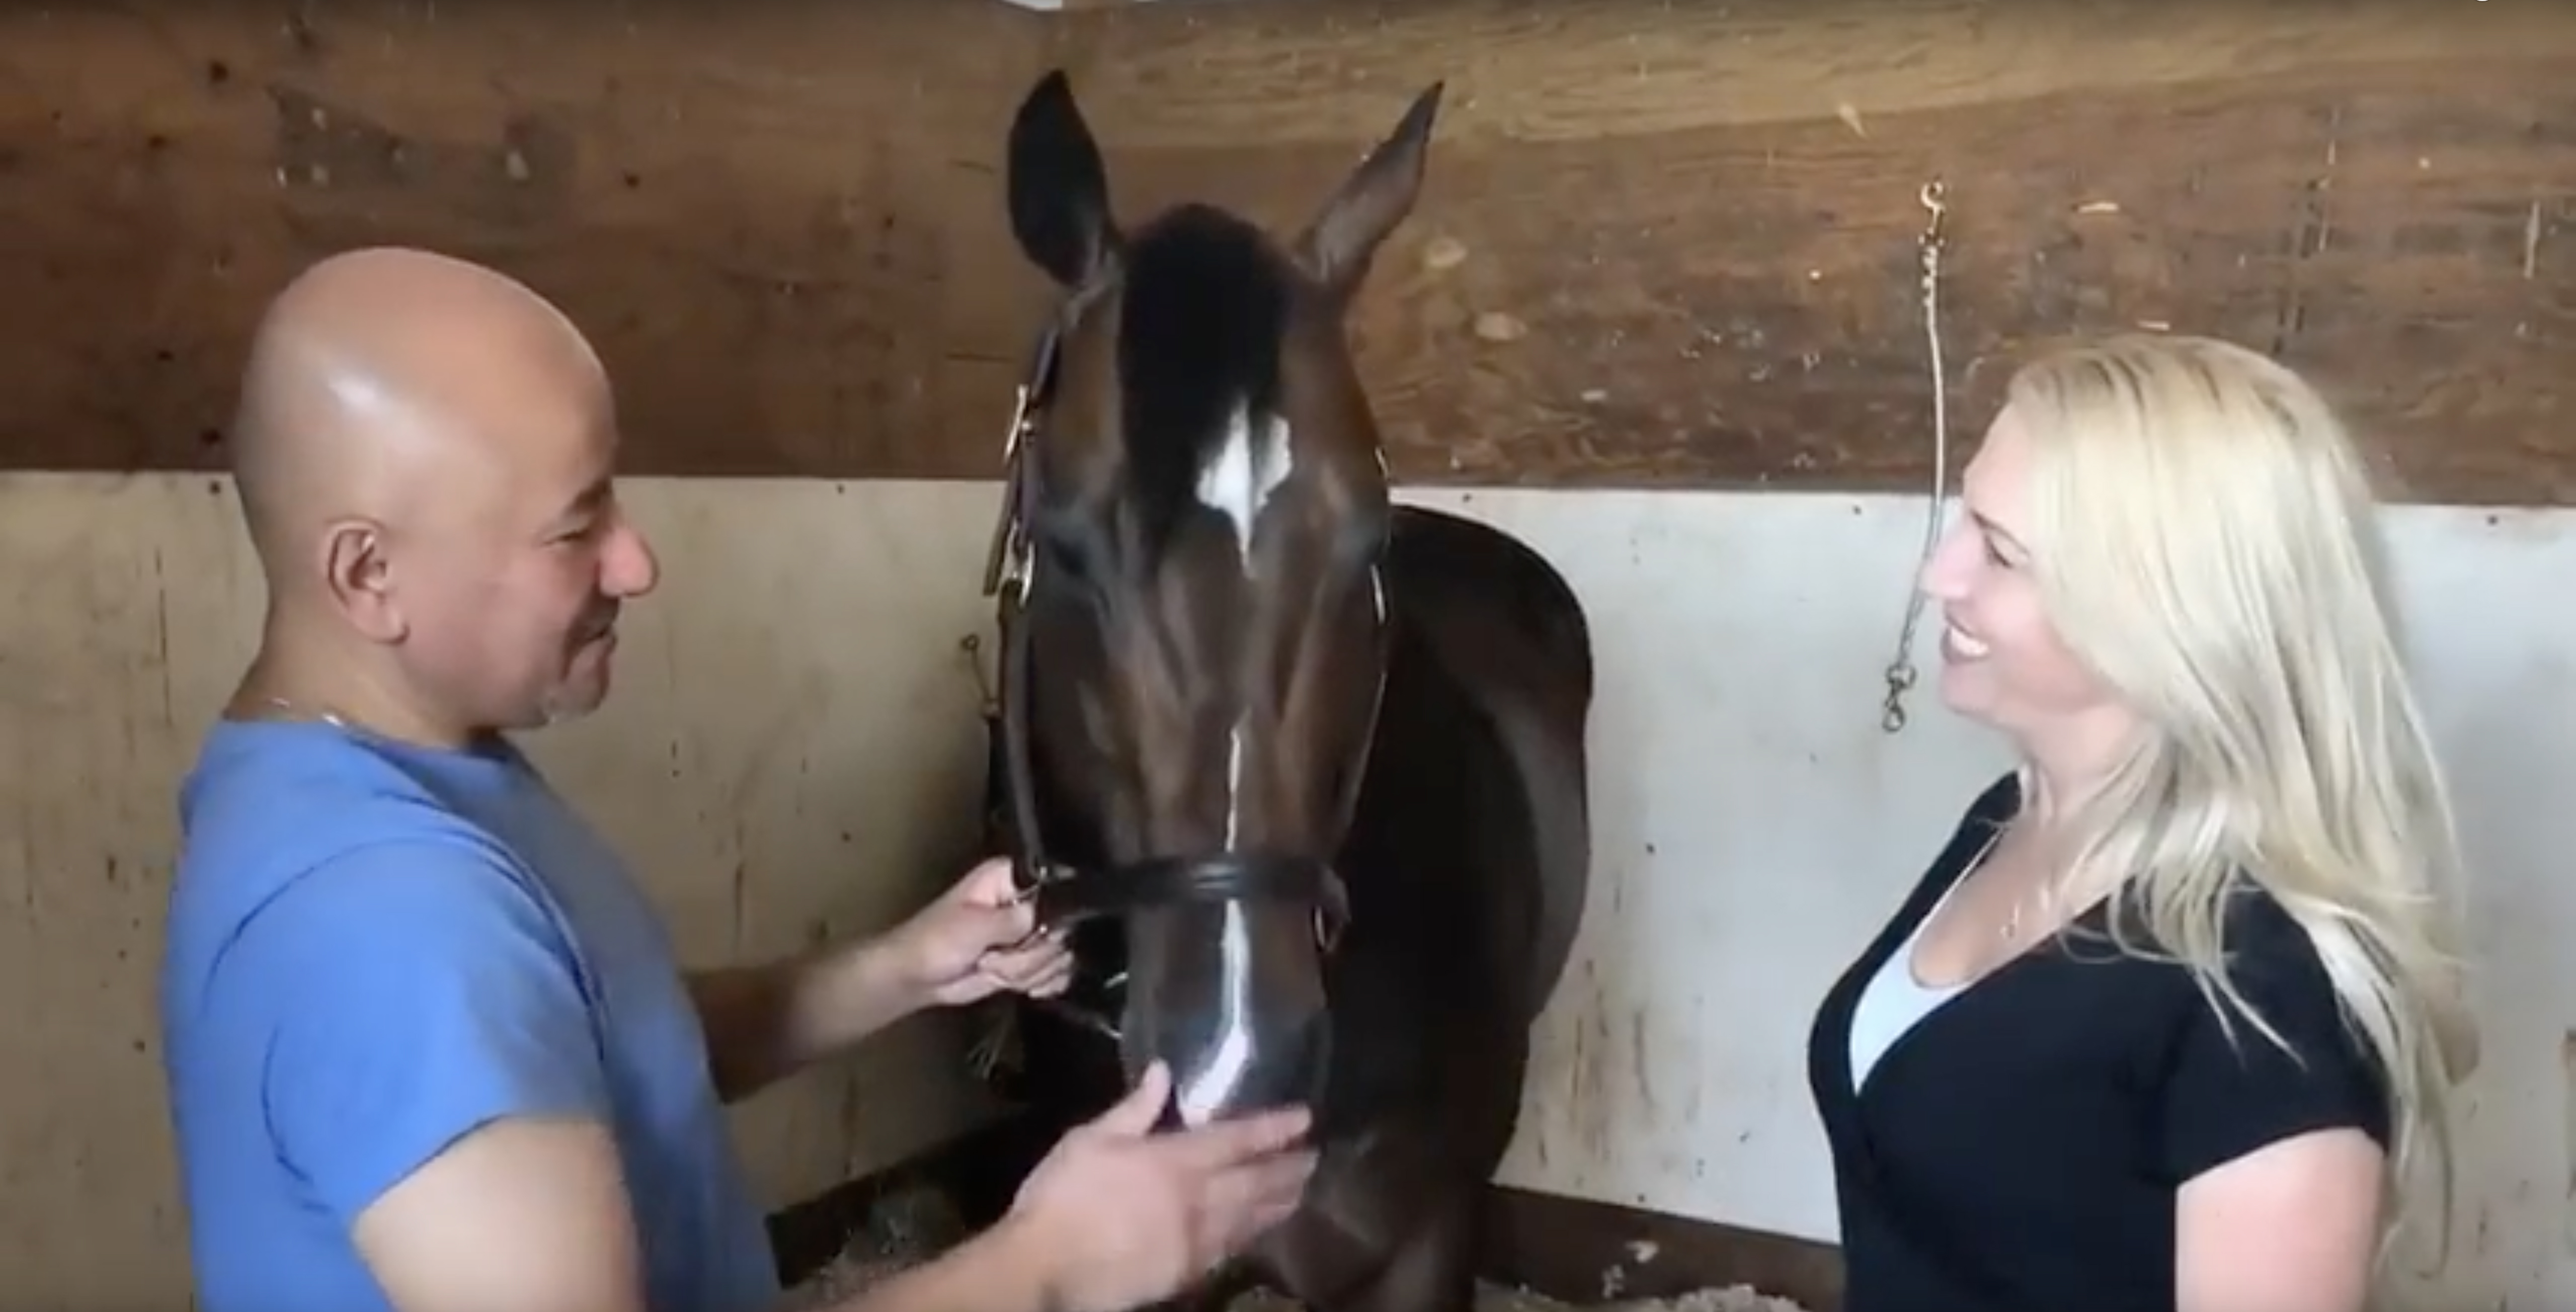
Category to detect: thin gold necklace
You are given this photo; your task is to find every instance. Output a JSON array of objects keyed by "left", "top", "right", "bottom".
[{"left": 1982, "top": 824, "right": 2052, "bottom": 944}]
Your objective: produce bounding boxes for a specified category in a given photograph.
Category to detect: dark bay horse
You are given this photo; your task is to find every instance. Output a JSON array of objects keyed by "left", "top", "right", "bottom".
[{"left": 964, "top": 68, "right": 1595, "bottom": 1312}]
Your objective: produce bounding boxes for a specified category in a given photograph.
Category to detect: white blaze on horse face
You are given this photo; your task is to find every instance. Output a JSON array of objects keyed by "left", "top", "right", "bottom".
[
  {"left": 1174, "top": 904, "right": 1258, "bottom": 1127},
  {"left": 1224, "top": 723, "right": 1244, "bottom": 847},
  {"left": 1198, "top": 402, "right": 1289, "bottom": 849},
  {"left": 1194, "top": 403, "right": 1295, "bottom": 577}
]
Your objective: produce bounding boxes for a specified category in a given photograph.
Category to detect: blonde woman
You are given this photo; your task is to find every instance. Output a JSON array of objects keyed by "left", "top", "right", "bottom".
[{"left": 1804, "top": 333, "right": 2479, "bottom": 1312}]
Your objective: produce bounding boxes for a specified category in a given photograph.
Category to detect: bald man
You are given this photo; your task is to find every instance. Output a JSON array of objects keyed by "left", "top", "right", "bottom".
[{"left": 156, "top": 248, "right": 1318, "bottom": 1312}]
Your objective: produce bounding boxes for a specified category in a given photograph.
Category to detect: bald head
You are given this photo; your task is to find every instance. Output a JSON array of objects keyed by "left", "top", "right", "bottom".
[
  {"left": 229, "top": 247, "right": 610, "bottom": 581},
  {"left": 225, "top": 247, "right": 655, "bottom": 740}
]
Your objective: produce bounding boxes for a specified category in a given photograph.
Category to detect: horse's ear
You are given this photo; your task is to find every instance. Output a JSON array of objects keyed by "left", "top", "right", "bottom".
[
  {"left": 1007, "top": 69, "right": 1118, "bottom": 287},
  {"left": 1293, "top": 81, "right": 1443, "bottom": 297}
]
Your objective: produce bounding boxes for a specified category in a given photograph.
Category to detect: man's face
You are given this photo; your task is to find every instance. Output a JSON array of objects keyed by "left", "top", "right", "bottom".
[{"left": 398, "top": 386, "right": 659, "bottom": 733}]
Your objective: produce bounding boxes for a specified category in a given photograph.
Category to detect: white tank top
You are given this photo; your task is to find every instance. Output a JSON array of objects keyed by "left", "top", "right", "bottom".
[{"left": 1847, "top": 829, "right": 2002, "bottom": 1091}]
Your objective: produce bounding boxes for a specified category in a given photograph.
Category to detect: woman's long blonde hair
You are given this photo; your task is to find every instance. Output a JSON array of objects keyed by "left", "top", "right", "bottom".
[{"left": 2005, "top": 332, "right": 2480, "bottom": 1260}]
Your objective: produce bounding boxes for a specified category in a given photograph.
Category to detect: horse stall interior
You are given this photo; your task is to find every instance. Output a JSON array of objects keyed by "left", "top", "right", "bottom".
[{"left": 2, "top": 1, "right": 2572, "bottom": 1309}]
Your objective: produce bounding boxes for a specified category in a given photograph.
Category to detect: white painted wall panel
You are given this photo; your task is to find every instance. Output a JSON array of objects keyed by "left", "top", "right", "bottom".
[{"left": 0, "top": 473, "right": 2561, "bottom": 1309}]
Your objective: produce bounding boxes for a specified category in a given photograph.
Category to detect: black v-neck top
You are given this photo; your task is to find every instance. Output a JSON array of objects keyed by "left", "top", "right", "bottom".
[{"left": 1805, "top": 773, "right": 2394, "bottom": 1311}]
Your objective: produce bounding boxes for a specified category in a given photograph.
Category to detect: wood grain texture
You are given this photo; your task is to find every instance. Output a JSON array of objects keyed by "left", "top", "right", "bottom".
[
  {"left": 0, "top": 0, "right": 1049, "bottom": 479},
  {"left": 1054, "top": 0, "right": 2576, "bottom": 147},
  {"left": 1051, "top": 0, "right": 2576, "bottom": 503},
  {"left": 3, "top": 0, "right": 2571, "bottom": 501}
]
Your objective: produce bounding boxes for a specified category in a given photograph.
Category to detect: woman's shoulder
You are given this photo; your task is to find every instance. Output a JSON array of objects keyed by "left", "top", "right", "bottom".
[
  {"left": 2107, "top": 867, "right": 2335, "bottom": 991},
  {"left": 2102, "top": 867, "right": 2380, "bottom": 1070},
  {"left": 2140, "top": 872, "right": 2397, "bottom": 1167},
  {"left": 2211, "top": 879, "right": 2366, "bottom": 1045}
]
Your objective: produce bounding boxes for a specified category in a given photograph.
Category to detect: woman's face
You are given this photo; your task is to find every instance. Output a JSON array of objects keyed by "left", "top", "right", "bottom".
[{"left": 1918, "top": 403, "right": 2127, "bottom": 744}]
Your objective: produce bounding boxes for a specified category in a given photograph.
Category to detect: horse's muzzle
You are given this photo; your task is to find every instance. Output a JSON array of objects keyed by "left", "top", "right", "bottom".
[{"left": 1136, "top": 988, "right": 1334, "bottom": 1129}]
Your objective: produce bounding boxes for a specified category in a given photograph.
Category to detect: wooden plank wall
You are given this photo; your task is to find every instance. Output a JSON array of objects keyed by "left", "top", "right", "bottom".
[
  {"left": 1044, "top": 0, "right": 2576, "bottom": 504},
  {"left": 0, "top": 0, "right": 1050, "bottom": 479},
  {"left": 4, "top": 0, "right": 2571, "bottom": 502}
]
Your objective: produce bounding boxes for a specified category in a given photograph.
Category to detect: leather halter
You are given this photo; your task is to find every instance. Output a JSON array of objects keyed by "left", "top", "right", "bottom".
[{"left": 977, "top": 290, "right": 1385, "bottom": 1041}]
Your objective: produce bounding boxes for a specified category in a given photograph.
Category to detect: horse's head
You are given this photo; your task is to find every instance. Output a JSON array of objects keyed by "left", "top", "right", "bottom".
[{"left": 988, "top": 69, "right": 1440, "bottom": 1126}]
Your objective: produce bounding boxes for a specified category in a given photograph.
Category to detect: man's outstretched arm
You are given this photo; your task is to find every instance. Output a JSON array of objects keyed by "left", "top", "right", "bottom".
[
  {"left": 689, "top": 857, "right": 1068, "bottom": 1104},
  {"left": 353, "top": 1116, "right": 1060, "bottom": 1312},
  {"left": 687, "top": 934, "right": 926, "bottom": 1104},
  {"left": 354, "top": 1062, "right": 1318, "bottom": 1312}
]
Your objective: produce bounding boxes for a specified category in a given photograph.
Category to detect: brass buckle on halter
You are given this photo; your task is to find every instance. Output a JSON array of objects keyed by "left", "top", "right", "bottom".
[
  {"left": 983, "top": 391, "right": 1038, "bottom": 603},
  {"left": 986, "top": 316, "right": 1056, "bottom": 604}
]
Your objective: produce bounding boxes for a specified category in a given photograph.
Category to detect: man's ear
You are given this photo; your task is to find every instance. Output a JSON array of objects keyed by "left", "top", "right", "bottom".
[{"left": 320, "top": 517, "right": 408, "bottom": 643}]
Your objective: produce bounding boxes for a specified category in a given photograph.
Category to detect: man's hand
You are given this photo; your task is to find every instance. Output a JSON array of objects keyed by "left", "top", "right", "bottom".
[
  {"left": 996, "top": 1061, "right": 1319, "bottom": 1312},
  {"left": 886, "top": 856, "right": 1075, "bottom": 1008}
]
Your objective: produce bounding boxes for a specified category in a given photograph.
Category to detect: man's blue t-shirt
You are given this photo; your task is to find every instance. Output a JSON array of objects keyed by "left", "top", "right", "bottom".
[{"left": 157, "top": 719, "right": 780, "bottom": 1312}]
